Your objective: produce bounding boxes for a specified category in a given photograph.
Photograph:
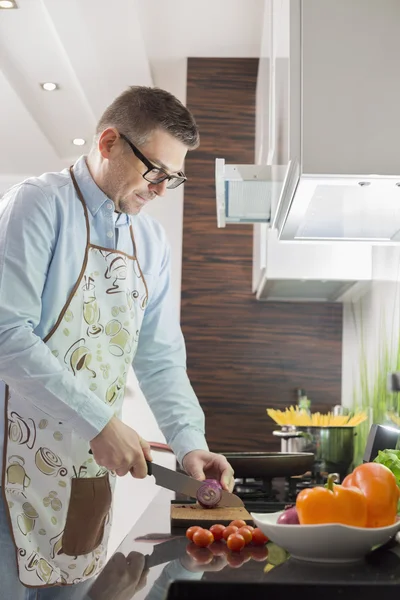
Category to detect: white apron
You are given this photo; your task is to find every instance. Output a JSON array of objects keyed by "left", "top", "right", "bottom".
[{"left": 1, "top": 167, "right": 148, "bottom": 588}]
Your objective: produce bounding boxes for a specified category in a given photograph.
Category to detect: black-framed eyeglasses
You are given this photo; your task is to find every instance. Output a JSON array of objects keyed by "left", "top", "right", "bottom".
[{"left": 119, "top": 132, "right": 187, "bottom": 190}]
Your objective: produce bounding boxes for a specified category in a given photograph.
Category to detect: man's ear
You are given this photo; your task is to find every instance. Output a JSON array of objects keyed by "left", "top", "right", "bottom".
[{"left": 98, "top": 128, "right": 120, "bottom": 159}]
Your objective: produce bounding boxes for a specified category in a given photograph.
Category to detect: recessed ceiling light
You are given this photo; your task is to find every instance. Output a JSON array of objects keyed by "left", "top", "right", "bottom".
[
  {"left": 0, "top": 0, "right": 18, "bottom": 8},
  {"left": 41, "top": 82, "right": 59, "bottom": 92},
  {"left": 72, "top": 138, "right": 86, "bottom": 146}
]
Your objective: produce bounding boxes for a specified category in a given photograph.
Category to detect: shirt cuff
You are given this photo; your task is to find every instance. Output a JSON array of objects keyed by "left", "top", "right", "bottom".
[
  {"left": 68, "top": 394, "right": 115, "bottom": 441},
  {"left": 169, "top": 428, "right": 209, "bottom": 466}
]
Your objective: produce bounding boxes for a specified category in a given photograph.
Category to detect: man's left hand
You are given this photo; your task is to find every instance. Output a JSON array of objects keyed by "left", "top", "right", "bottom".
[{"left": 182, "top": 450, "right": 235, "bottom": 492}]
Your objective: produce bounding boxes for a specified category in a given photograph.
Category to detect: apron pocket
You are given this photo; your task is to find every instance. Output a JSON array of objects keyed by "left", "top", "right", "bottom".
[{"left": 61, "top": 474, "right": 112, "bottom": 556}]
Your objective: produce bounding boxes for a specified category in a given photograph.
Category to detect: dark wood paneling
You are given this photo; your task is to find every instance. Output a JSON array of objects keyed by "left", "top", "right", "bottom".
[{"left": 181, "top": 58, "right": 343, "bottom": 452}]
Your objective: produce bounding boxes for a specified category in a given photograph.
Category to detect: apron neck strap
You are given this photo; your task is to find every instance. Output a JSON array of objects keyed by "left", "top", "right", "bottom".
[{"left": 70, "top": 166, "right": 90, "bottom": 248}]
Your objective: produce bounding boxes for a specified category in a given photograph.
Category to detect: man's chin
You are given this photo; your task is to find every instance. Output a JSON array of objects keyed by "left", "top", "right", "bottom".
[{"left": 118, "top": 199, "right": 143, "bottom": 215}]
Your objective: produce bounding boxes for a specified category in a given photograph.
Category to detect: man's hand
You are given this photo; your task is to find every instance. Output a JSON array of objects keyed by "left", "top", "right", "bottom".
[
  {"left": 90, "top": 416, "right": 152, "bottom": 478},
  {"left": 88, "top": 551, "right": 149, "bottom": 600},
  {"left": 182, "top": 450, "right": 235, "bottom": 492}
]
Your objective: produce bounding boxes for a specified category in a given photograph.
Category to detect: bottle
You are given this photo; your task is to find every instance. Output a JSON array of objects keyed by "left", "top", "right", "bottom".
[{"left": 297, "top": 388, "right": 311, "bottom": 415}]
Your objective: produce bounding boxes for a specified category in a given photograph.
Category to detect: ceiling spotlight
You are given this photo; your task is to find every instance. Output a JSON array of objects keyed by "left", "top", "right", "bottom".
[
  {"left": 41, "top": 82, "right": 59, "bottom": 92},
  {"left": 0, "top": 0, "right": 18, "bottom": 8},
  {"left": 72, "top": 138, "right": 86, "bottom": 146}
]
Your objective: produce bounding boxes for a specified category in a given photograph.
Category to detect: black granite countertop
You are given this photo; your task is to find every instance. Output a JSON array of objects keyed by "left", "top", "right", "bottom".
[{"left": 85, "top": 488, "right": 400, "bottom": 600}]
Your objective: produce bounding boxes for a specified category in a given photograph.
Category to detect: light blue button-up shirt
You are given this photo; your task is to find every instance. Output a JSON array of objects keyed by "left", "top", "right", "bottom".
[{"left": 0, "top": 156, "right": 208, "bottom": 467}]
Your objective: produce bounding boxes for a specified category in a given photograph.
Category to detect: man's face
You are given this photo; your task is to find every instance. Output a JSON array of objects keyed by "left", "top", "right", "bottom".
[{"left": 99, "top": 128, "right": 188, "bottom": 215}]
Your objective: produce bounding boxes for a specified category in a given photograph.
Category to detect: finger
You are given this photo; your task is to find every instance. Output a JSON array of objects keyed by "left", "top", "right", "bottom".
[
  {"left": 136, "top": 569, "right": 149, "bottom": 593},
  {"left": 111, "top": 552, "right": 127, "bottom": 574},
  {"left": 129, "top": 456, "right": 148, "bottom": 479},
  {"left": 126, "top": 551, "right": 146, "bottom": 571},
  {"left": 139, "top": 437, "right": 153, "bottom": 462},
  {"left": 185, "top": 458, "right": 206, "bottom": 481},
  {"left": 220, "top": 467, "right": 235, "bottom": 492},
  {"left": 115, "top": 466, "right": 130, "bottom": 477},
  {"left": 121, "top": 552, "right": 146, "bottom": 591}
]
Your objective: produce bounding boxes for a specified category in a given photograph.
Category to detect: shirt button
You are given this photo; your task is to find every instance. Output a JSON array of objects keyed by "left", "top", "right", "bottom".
[
  {"left": 107, "top": 231, "right": 114, "bottom": 238},
  {"left": 106, "top": 203, "right": 113, "bottom": 210}
]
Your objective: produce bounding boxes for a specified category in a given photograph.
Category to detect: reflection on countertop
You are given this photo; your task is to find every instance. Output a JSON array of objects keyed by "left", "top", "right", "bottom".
[{"left": 83, "top": 488, "right": 400, "bottom": 600}]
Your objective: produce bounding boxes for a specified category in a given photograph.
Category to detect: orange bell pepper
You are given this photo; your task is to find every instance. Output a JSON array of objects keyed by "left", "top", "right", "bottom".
[
  {"left": 342, "top": 462, "right": 399, "bottom": 528},
  {"left": 296, "top": 474, "right": 368, "bottom": 527}
]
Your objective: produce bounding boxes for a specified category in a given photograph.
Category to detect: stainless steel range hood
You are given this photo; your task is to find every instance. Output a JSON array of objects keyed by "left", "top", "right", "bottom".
[
  {"left": 216, "top": 0, "right": 400, "bottom": 243},
  {"left": 253, "top": 227, "right": 372, "bottom": 302}
]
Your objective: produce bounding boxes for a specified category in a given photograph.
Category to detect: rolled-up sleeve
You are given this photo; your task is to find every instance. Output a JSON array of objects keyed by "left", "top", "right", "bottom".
[
  {"left": 0, "top": 184, "right": 114, "bottom": 440},
  {"left": 133, "top": 237, "right": 208, "bottom": 465}
]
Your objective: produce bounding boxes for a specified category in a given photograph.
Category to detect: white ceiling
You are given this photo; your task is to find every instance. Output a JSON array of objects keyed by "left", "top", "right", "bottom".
[{"left": 0, "top": 0, "right": 265, "bottom": 181}]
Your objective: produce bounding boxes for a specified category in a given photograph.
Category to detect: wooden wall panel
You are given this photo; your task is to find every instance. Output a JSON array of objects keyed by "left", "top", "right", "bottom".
[{"left": 181, "top": 58, "right": 343, "bottom": 452}]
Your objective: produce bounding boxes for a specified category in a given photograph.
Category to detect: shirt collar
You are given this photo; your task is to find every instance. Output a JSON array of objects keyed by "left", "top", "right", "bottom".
[{"left": 71, "top": 155, "right": 130, "bottom": 227}]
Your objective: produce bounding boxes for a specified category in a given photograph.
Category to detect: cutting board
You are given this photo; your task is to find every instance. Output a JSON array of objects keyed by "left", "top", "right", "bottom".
[{"left": 171, "top": 504, "right": 254, "bottom": 529}]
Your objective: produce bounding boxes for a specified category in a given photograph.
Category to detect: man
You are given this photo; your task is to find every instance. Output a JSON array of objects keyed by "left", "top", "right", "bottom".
[{"left": 0, "top": 86, "right": 234, "bottom": 598}]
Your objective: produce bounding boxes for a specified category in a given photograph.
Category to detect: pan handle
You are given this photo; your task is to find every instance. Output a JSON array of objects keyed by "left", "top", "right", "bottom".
[
  {"left": 149, "top": 442, "right": 173, "bottom": 453},
  {"left": 88, "top": 442, "right": 172, "bottom": 456}
]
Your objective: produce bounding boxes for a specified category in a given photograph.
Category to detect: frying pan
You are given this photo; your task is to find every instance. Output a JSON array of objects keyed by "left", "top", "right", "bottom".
[
  {"left": 219, "top": 452, "right": 315, "bottom": 479},
  {"left": 149, "top": 443, "right": 314, "bottom": 479}
]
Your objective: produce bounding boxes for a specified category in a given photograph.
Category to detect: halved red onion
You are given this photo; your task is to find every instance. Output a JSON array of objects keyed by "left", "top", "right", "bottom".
[{"left": 196, "top": 479, "right": 222, "bottom": 508}]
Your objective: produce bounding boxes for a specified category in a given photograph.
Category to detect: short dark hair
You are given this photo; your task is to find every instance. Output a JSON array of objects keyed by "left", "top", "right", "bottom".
[{"left": 96, "top": 86, "right": 200, "bottom": 150}]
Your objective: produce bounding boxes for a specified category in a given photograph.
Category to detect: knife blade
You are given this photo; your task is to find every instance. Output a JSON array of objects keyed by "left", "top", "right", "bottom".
[
  {"left": 146, "top": 460, "right": 244, "bottom": 508},
  {"left": 143, "top": 536, "right": 188, "bottom": 569}
]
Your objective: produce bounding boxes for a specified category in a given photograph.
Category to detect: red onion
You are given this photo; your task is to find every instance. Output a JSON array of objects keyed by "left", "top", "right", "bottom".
[
  {"left": 277, "top": 506, "right": 300, "bottom": 525},
  {"left": 196, "top": 479, "right": 222, "bottom": 508}
]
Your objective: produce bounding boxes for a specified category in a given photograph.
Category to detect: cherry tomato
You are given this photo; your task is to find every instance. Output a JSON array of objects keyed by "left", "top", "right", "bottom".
[
  {"left": 249, "top": 546, "right": 269, "bottom": 561},
  {"left": 241, "top": 547, "right": 252, "bottom": 563},
  {"left": 227, "top": 552, "right": 245, "bottom": 568},
  {"left": 251, "top": 528, "right": 269, "bottom": 546},
  {"left": 186, "top": 526, "right": 202, "bottom": 541},
  {"left": 243, "top": 525, "right": 254, "bottom": 533},
  {"left": 209, "top": 524, "right": 225, "bottom": 542},
  {"left": 186, "top": 543, "right": 214, "bottom": 564},
  {"left": 227, "top": 533, "right": 246, "bottom": 552},
  {"left": 222, "top": 525, "right": 239, "bottom": 541},
  {"left": 209, "top": 541, "right": 229, "bottom": 556},
  {"left": 237, "top": 526, "right": 252, "bottom": 545},
  {"left": 193, "top": 528, "right": 214, "bottom": 548},
  {"left": 229, "top": 519, "right": 247, "bottom": 529}
]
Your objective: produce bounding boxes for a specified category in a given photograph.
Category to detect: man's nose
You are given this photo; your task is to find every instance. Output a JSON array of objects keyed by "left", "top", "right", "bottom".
[{"left": 149, "top": 180, "right": 168, "bottom": 197}]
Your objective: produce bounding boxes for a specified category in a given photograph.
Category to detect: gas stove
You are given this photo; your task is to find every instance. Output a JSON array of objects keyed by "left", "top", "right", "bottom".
[{"left": 233, "top": 470, "right": 333, "bottom": 513}]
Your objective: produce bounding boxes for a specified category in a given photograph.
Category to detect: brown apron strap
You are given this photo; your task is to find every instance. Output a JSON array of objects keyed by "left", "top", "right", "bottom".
[{"left": 69, "top": 166, "right": 90, "bottom": 248}]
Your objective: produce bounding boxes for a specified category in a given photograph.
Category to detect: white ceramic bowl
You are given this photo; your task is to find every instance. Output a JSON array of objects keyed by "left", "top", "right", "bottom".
[{"left": 251, "top": 511, "right": 400, "bottom": 563}]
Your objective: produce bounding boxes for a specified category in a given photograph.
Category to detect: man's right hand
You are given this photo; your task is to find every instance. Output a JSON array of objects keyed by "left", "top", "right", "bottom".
[{"left": 90, "top": 416, "right": 152, "bottom": 478}]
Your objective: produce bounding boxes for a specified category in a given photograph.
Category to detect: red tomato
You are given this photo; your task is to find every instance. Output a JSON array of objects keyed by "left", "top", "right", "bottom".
[
  {"left": 241, "top": 547, "right": 252, "bottom": 563},
  {"left": 227, "top": 533, "right": 246, "bottom": 552},
  {"left": 186, "top": 543, "right": 213, "bottom": 564},
  {"left": 229, "top": 519, "right": 247, "bottom": 528},
  {"left": 251, "top": 528, "right": 269, "bottom": 546},
  {"left": 227, "top": 552, "right": 245, "bottom": 568},
  {"left": 209, "top": 524, "right": 225, "bottom": 542},
  {"left": 209, "top": 541, "right": 229, "bottom": 556},
  {"left": 243, "top": 525, "right": 254, "bottom": 533},
  {"left": 186, "top": 526, "right": 202, "bottom": 541},
  {"left": 237, "top": 526, "right": 252, "bottom": 545},
  {"left": 222, "top": 525, "right": 239, "bottom": 541},
  {"left": 249, "top": 546, "right": 269, "bottom": 561},
  {"left": 193, "top": 528, "right": 214, "bottom": 548}
]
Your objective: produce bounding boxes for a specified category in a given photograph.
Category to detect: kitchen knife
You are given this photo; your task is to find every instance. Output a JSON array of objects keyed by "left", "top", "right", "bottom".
[
  {"left": 146, "top": 460, "right": 244, "bottom": 508},
  {"left": 143, "top": 536, "right": 189, "bottom": 569}
]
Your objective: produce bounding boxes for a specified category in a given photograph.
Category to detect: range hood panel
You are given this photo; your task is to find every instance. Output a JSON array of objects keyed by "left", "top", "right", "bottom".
[
  {"left": 257, "top": 280, "right": 357, "bottom": 303},
  {"left": 253, "top": 228, "right": 372, "bottom": 303},
  {"left": 280, "top": 177, "right": 400, "bottom": 242}
]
